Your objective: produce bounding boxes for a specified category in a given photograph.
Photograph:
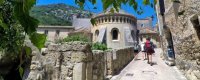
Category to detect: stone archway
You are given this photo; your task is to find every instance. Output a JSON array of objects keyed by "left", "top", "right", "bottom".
[{"left": 163, "top": 25, "right": 175, "bottom": 59}]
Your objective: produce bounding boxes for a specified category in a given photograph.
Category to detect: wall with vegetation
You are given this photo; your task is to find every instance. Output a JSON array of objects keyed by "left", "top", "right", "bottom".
[{"left": 23, "top": 41, "right": 134, "bottom": 80}]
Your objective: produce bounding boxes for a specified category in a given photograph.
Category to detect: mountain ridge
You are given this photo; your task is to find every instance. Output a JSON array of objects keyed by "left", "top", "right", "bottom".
[{"left": 30, "top": 3, "right": 93, "bottom": 26}]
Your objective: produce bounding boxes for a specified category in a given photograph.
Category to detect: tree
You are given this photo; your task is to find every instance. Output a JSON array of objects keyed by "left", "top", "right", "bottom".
[{"left": 0, "top": 0, "right": 46, "bottom": 79}]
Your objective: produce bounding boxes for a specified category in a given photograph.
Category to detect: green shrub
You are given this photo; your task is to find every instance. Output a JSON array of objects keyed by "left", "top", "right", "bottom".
[
  {"left": 91, "top": 42, "right": 108, "bottom": 51},
  {"left": 63, "top": 34, "right": 89, "bottom": 42}
]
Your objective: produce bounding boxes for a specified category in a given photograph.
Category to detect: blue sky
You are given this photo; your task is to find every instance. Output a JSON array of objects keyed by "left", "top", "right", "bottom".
[{"left": 36, "top": 0, "right": 157, "bottom": 26}]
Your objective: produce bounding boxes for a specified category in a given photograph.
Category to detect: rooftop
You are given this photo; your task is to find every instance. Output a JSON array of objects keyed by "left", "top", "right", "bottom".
[
  {"left": 38, "top": 25, "right": 74, "bottom": 29},
  {"left": 93, "top": 9, "right": 137, "bottom": 20},
  {"left": 139, "top": 27, "right": 158, "bottom": 34}
]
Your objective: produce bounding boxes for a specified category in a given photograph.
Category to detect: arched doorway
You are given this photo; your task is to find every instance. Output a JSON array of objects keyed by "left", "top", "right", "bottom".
[{"left": 161, "top": 25, "right": 176, "bottom": 66}]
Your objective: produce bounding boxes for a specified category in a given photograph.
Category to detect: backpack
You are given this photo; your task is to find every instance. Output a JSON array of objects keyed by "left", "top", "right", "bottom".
[
  {"left": 145, "top": 41, "right": 153, "bottom": 48},
  {"left": 145, "top": 41, "right": 155, "bottom": 53}
]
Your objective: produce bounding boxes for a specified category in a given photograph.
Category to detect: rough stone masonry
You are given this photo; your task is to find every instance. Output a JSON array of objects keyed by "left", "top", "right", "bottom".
[
  {"left": 23, "top": 41, "right": 134, "bottom": 80},
  {"left": 157, "top": 0, "right": 200, "bottom": 80}
]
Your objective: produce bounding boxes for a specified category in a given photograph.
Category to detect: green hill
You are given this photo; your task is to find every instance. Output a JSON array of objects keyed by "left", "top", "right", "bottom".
[{"left": 30, "top": 3, "right": 92, "bottom": 26}]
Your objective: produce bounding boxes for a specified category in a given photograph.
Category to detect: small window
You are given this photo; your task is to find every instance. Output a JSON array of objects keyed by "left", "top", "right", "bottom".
[
  {"left": 124, "top": 18, "right": 126, "bottom": 23},
  {"left": 44, "top": 30, "right": 48, "bottom": 35},
  {"left": 112, "top": 17, "right": 115, "bottom": 22},
  {"left": 55, "top": 30, "right": 60, "bottom": 37},
  {"left": 95, "top": 30, "right": 99, "bottom": 36},
  {"left": 141, "top": 24, "right": 144, "bottom": 27},
  {"left": 116, "top": 17, "right": 118, "bottom": 22},
  {"left": 131, "top": 30, "right": 135, "bottom": 40},
  {"left": 112, "top": 28, "right": 119, "bottom": 40},
  {"left": 120, "top": 17, "right": 122, "bottom": 23},
  {"left": 129, "top": 19, "right": 131, "bottom": 24}
]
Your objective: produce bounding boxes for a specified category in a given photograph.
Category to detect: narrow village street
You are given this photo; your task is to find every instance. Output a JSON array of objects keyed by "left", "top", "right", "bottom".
[{"left": 110, "top": 48, "right": 187, "bottom": 80}]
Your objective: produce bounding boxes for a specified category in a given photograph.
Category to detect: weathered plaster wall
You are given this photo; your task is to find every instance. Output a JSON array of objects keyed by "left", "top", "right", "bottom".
[{"left": 37, "top": 28, "right": 74, "bottom": 42}]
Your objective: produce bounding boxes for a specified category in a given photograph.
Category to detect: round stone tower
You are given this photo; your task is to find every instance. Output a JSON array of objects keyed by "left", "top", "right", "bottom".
[{"left": 91, "top": 10, "right": 138, "bottom": 49}]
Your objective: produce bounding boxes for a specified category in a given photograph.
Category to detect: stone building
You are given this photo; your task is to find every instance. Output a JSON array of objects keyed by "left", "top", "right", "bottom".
[
  {"left": 156, "top": 0, "right": 200, "bottom": 80},
  {"left": 37, "top": 15, "right": 92, "bottom": 42},
  {"left": 37, "top": 25, "right": 74, "bottom": 41},
  {"left": 137, "top": 18, "right": 153, "bottom": 30},
  {"left": 72, "top": 15, "right": 92, "bottom": 32},
  {"left": 91, "top": 10, "right": 137, "bottom": 49},
  {"left": 137, "top": 18, "right": 160, "bottom": 47},
  {"left": 139, "top": 27, "right": 160, "bottom": 48}
]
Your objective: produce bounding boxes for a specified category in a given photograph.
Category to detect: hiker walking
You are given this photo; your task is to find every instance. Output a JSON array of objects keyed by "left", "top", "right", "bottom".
[
  {"left": 141, "top": 41, "right": 147, "bottom": 60},
  {"left": 145, "top": 37, "right": 155, "bottom": 66}
]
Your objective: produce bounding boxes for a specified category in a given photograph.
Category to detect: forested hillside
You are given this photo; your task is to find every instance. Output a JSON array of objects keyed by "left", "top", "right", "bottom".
[{"left": 30, "top": 3, "right": 92, "bottom": 26}]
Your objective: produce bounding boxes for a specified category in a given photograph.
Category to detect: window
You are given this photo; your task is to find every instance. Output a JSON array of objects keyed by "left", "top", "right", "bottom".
[
  {"left": 55, "top": 30, "right": 60, "bottom": 37},
  {"left": 131, "top": 30, "right": 135, "bottom": 40},
  {"left": 191, "top": 16, "right": 200, "bottom": 40},
  {"left": 95, "top": 30, "right": 99, "bottom": 36},
  {"left": 44, "top": 30, "right": 48, "bottom": 35},
  {"left": 112, "top": 17, "right": 115, "bottom": 22},
  {"left": 120, "top": 17, "right": 122, "bottom": 23},
  {"left": 141, "top": 24, "right": 144, "bottom": 27},
  {"left": 131, "top": 30, "right": 135, "bottom": 37},
  {"left": 112, "top": 28, "right": 119, "bottom": 40},
  {"left": 105, "top": 18, "right": 107, "bottom": 22},
  {"left": 116, "top": 17, "right": 118, "bottom": 22},
  {"left": 129, "top": 19, "right": 131, "bottom": 24}
]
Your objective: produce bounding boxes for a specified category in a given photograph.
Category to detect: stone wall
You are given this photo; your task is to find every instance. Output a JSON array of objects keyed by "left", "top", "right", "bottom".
[
  {"left": 157, "top": 0, "right": 200, "bottom": 80},
  {"left": 105, "top": 48, "right": 134, "bottom": 76},
  {"left": 24, "top": 42, "right": 134, "bottom": 80},
  {"left": 93, "top": 48, "right": 134, "bottom": 80}
]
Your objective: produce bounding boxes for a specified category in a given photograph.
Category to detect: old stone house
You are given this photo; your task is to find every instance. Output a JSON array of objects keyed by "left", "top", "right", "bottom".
[
  {"left": 37, "top": 25, "right": 75, "bottom": 42},
  {"left": 139, "top": 27, "right": 160, "bottom": 48},
  {"left": 137, "top": 18, "right": 153, "bottom": 30},
  {"left": 37, "top": 15, "right": 92, "bottom": 42},
  {"left": 156, "top": 0, "right": 200, "bottom": 80},
  {"left": 137, "top": 18, "right": 160, "bottom": 47},
  {"left": 91, "top": 10, "right": 138, "bottom": 49}
]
